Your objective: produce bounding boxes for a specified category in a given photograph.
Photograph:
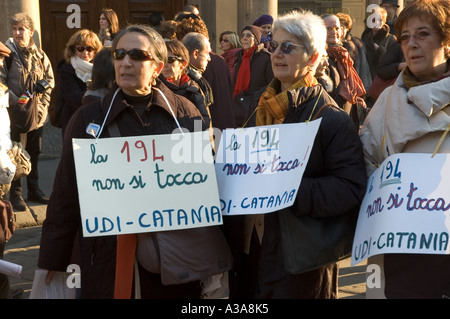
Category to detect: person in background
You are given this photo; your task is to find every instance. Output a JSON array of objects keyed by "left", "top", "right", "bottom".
[
  {"left": 252, "top": 14, "right": 274, "bottom": 48},
  {"left": 337, "top": 12, "right": 372, "bottom": 92},
  {"left": 322, "top": 14, "right": 366, "bottom": 130},
  {"left": 361, "top": 6, "right": 397, "bottom": 81},
  {"left": 181, "top": 32, "right": 213, "bottom": 128},
  {"left": 57, "top": 29, "right": 102, "bottom": 136},
  {"left": 81, "top": 47, "right": 115, "bottom": 106},
  {"left": 160, "top": 39, "right": 209, "bottom": 125},
  {"left": 228, "top": 10, "right": 366, "bottom": 299},
  {"left": 219, "top": 31, "right": 241, "bottom": 79},
  {"left": 176, "top": 16, "right": 236, "bottom": 131},
  {"left": 0, "top": 13, "right": 54, "bottom": 211},
  {"left": 38, "top": 24, "right": 232, "bottom": 299},
  {"left": 148, "top": 12, "right": 165, "bottom": 28},
  {"left": 98, "top": 8, "right": 119, "bottom": 46},
  {"left": 360, "top": 0, "right": 450, "bottom": 299},
  {"left": 232, "top": 25, "right": 273, "bottom": 127},
  {"left": 381, "top": 0, "right": 400, "bottom": 36}
]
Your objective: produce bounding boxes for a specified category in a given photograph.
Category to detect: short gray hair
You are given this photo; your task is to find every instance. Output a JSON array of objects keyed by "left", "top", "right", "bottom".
[
  {"left": 112, "top": 24, "right": 167, "bottom": 64},
  {"left": 181, "top": 32, "right": 209, "bottom": 54},
  {"left": 11, "top": 13, "right": 34, "bottom": 31},
  {"left": 274, "top": 11, "right": 327, "bottom": 65}
]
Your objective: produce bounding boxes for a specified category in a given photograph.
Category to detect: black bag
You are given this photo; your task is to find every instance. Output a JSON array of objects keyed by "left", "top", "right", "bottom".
[
  {"left": 8, "top": 76, "right": 41, "bottom": 133},
  {"left": 278, "top": 208, "right": 357, "bottom": 274}
]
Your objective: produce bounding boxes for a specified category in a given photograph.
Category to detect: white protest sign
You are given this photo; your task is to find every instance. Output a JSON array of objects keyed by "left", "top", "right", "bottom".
[
  {"left": 214, "top": 120, "right": 321, "bottom": 215},
  {"left": 73, "top": 131, "right": 221, "bottom": 237},
  {"left": 351, "top": 153, "right": 450, "bottom": 266}
]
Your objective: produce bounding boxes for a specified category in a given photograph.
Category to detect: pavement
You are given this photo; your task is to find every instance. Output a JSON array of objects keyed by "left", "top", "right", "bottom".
[{"left": 2, "top": 157, "right": 368, "bottom": 299}]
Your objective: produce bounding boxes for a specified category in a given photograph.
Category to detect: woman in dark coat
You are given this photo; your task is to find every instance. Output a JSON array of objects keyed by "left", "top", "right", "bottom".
[
  {"left": 227, "top": 11, "right": 366, "bottom": 299},
  {"left": 38, "top": 25, "right": 232, "bottom": 299},
  {"left": 57, "top": 29, "right": 102, "bottom": 136},
  {"left": 232, "top": 25, "right": 273, "bottom": 128}
]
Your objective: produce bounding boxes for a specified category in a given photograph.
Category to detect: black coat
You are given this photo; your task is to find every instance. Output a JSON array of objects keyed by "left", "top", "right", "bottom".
[
  {"left": 38, "top": 80, "right": 232, "bottom": 298},
  {"left": 226, "top": 85, "right": 367, "bottom": 298},
  {"left": 232, "top": 46, "right": 273, "bottom": 127},
  {"left": 56, "top": 60, "right": 87, "bottom": 135}
]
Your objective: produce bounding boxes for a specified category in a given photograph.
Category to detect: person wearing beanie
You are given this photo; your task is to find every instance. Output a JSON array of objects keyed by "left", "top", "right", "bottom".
[
  {"left": 253, "top": 14, "right": 274, "bottom": 45},
  {"left": 381, "top": 0, "right": 400, "bottom": 35},
  {"left": 232, "top": 25, "right": 273, "bottom": 127}
]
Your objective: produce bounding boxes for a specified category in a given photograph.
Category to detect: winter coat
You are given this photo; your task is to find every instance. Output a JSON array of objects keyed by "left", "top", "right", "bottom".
[
  {"left": 0, "top": 38, "right": 54, "bottom": 131},
  {"left": 227, "top": 85, "right": 367, "bottom": 298},
  {"left": 361, "top": 25, "right": 397, "bottom": 80},
  {"left": 360, "top": 67, "right": 450, "bottom": 298},
  {"left": 56, "top": 60, "right": 88, "bottom": 134},
  {"left": 203, "top": 53, "right": 236, "bottom": 130},
  {"left": 232, "top": 45, "right": 273, "bottom": 127},
  {"left": 38, "top": 79, "right": 232, "bottom": 298}
]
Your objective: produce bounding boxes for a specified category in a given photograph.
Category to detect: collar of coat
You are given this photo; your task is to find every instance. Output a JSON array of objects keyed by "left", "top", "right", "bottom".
[{"left": 99, "top": 78, "right": 180, "bottom": 127}]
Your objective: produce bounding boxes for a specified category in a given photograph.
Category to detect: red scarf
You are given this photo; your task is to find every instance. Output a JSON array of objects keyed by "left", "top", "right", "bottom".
[
  {"left": 233, "top": 46, "right": 257, "bottom": 99},
  {"left": 327, "top": 45, "right": 366, "bottom": 104}
]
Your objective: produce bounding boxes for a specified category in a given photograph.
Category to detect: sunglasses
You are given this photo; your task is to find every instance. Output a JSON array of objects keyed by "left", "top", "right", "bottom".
[
  {"left": 76, "top": 46, "right": 95, "bottom": 53},
  {"left": 269, "top": 41, "right": 304, "bottom": 54},
  {"left": 112, "top": 49, "right": 154, "bottom": 61},
  {"left": 167, "top": 56, "right": 184, "bottom": 64}
]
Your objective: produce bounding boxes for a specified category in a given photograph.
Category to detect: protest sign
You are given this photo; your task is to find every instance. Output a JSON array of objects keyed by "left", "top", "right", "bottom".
[
  {"left": 73, "top": 131, "right": 221, "bottom": 237},
  {"left": 351, "top": 153, "right": 450, "bottom": 266},
  {"left": 214, "top": 120, "right": 321, "bottom": 215}
]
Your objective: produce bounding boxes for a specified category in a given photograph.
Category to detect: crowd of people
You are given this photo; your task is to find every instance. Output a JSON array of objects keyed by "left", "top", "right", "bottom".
[{"left": 0, "top": 0, "right": 449, "bottom": 299}]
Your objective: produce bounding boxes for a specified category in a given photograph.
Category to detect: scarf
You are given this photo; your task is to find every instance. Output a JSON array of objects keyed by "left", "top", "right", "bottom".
[
  {"left": 70, "top": 56, "right": 93, "bottom": 83},
  {"left": 255, "top": 71, "right": 318, "bottom": 126},
  {"left": 327, "top": 45, "right": 366, "bottom": 104},
  {"left": 233, "top": 46, "right": 257, "bottom": 99},
  {"left": 402, "top": 60, "right": 450, "bottom": 89}
]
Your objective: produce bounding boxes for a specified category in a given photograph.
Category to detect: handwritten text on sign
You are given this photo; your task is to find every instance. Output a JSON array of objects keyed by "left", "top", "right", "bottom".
[
  {"left": 73, "top": 132, "right": 221, "bottom": 237},
  {"left": 214, "top": 121, "right": 321, "bottom": 215},
  {"left": 351, "top": 153, "right": 450, "bottom": 266}
]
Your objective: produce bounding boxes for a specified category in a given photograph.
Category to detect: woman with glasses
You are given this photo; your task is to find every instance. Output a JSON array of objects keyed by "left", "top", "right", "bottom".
[
  {"left": 38, "top": 25, "right": 232, "bottom": 299},
  {"left": 232, "top": 25, "right": 273, "bottom": 127},
  {"left": 160, "top": 39, "right": 209, "bottom": 125},
  {"left": 219, "top": 31, "right": 241, "bottom": 78},
  {"left": 360, "top": 0, "right": 450, "bottom": 299},
  {"left": 228, "top": 10, "right": 366, "bottom": 299},
  {"left": 56, "top": 29, "right": 102, "bottom": 135}
]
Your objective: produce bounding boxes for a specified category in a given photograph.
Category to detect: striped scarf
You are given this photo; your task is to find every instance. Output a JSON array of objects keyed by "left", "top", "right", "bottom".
[{"left": 256, "top": 71, "right": 318, "bottom": 126}]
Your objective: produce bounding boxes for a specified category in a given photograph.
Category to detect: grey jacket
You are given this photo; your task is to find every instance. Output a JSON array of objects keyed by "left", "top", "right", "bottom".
[{"left": 0, "top": 38, "right": 54, "bottom": 130}]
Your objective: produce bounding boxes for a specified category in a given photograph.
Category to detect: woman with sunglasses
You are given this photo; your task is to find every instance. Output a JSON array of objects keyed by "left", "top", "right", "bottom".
[
  {"left": 55, "top": 29, "right": 102, "bottom": 135},
  {"left": 38, "top": 24, "right": 232, "bottom": 299},
  {"left": 228, "top": 10, "right": 366, "bottom": 299},
  {"left": 360, "top": 0, "right": 450, "bottom": 299},
  {"left": 232, "top": 25, "right": 273, "bottom": 127},
  {"left": 219, "top": 31, "right": 241, "bottom": 79},
  {"left": 160, "top": 39, "right": 210, "bottom": 126}
]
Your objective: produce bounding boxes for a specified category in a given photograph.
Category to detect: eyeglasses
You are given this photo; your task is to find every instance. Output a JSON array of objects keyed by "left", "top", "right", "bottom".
[
  {"left": 112, "top": 49, "right": 154, "bottom": 61},
  {"left": 269, "top": 41, "right": 304, "bottom": 54},
  {"left": 75, "top": 46, "right": 95, "bottom": 53},
  {"left": 400, "top": 30, "right": 433, "bottom": 43},
  {"left": 220, "top": 38, "right": 229, "bottom": 43},
  {"left": 167, "top": 56, "right": 184, "bottom": 64}
]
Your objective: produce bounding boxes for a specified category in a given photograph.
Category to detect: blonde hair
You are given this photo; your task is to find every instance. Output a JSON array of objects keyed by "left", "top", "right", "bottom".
[{"left": 64, "top": 29, "right": 103, "bottom": 63}]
